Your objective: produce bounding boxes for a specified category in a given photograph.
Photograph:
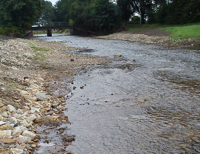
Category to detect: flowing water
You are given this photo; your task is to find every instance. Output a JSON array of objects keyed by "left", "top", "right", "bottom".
[{"left": 35, "top": 34, "right": 200, "bottom": 153}]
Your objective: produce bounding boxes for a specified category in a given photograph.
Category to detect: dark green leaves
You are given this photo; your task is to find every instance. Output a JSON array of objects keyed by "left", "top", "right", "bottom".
[{"left": 0, "top": 0, "right": 45, "bottom": 36}]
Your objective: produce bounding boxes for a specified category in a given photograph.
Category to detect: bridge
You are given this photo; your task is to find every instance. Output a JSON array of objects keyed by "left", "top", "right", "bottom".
[
  {"left": 31, "top": 22, "right": 74, "bottom": 36},
  {"left": 29, "top": 22, "right": 97, "bottom": 37}
]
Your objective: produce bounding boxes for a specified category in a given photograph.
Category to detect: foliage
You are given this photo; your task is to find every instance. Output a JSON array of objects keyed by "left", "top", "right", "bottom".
[
  {"left": 38, "top": 1, "right": 55, "bottom": 26},
  {"left": 117, "top": 0, "right": 134, "bottom": 21},
  {"left": 0, "top": 0, "right": 45, "bottom": 36},
  {"left": 54, "top": 0, "right": 121, "bottom": 34},
  {"left": 155, "top": 0, "right": 200, "bottom": 24},
  {"left": 129, "top": 16, "right": 140, "bottom": 24},
  {"left": 117, "top": 0, "right": 200, "bottom": 25}
]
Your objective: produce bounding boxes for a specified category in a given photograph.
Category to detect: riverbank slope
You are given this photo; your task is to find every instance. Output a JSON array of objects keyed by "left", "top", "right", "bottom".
[{"left": 96, "top": 28, "right": 200, "bottom": 49}]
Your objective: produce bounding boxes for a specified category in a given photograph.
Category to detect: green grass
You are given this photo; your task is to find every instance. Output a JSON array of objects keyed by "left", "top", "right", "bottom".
[
  {"left": 163, "top": 24, "right": 200, "bottom": 40},
  {"left": 30, "top": 44, "right": 49, "bottom": 51},
  {"left": 29, "top": 44, "right": 49, "bottom": 61},
  {"left": 127, "top": 23, "right": 200, "bottom": 40}
]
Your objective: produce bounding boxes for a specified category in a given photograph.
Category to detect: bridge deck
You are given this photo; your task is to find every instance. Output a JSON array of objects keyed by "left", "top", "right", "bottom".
[
  {"left": 31, "top": 22, "right": 73, "bottom": 31},
  {"left": 31, "top": 26, "right": 73, "bottom": 31}
]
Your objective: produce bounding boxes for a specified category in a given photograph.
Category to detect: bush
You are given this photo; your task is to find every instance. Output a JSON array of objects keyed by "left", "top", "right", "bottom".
[
  {"left": 129, "top": 16, "right": 140, "bottom": 24},
  {"left": 0, "top": 27, "right": 23, "bottom": 37}
]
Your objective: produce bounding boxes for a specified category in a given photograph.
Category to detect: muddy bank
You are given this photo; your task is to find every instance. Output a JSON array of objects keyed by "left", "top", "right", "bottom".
[{"left": 0, "top": 38, "right": 109, "bottom": 153}]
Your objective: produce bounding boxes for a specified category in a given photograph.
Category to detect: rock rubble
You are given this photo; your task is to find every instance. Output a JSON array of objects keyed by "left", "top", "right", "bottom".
[{"left": 0, "top": 38, "right": 109, "bottom": 153}]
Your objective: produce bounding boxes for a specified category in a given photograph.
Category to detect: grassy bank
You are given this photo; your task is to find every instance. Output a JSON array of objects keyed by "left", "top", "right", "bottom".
[
  {"left": 128, "top": 23, "right": 200, "bottom": 40},
  {"left": 164, "top": 24, "right": 200, "bottom": 40}
]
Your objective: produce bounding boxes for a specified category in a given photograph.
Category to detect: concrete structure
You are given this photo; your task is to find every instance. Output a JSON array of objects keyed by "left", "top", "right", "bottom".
[
  {"left": 31, "top": 22, "right": 73, "bottom": 37},
  {"left": 31, "top": 22, "right": 96, "bottom": 37}
]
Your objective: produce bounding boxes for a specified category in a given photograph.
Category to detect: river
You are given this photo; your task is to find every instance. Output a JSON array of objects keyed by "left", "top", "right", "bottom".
[{"left": 35, "top": 34, "right": 200, "bottom": 153}]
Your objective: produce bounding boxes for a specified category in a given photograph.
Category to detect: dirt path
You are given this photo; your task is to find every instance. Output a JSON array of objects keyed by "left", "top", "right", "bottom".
[{"left": 126, "top": 28, "right": 172, "bottom": 36}]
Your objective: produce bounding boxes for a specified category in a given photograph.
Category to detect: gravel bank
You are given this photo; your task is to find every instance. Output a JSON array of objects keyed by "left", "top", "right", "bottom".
[
  {"left": 0, "top": 38, "right": 109, "bottom": 153},
  {"left": 96, "top": 30, "right": 200, "bottom": 49}
]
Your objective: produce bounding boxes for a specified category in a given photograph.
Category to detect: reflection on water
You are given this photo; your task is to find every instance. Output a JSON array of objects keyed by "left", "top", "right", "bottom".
[{"left": 35, "top": 34, "right": 200, "bottom": 153}]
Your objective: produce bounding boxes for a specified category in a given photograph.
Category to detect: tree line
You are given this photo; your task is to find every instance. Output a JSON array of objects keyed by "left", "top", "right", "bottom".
[
  {"left": 50, "top": 0, "right": 200, "bottom": 31},
  {"left": 0, "top": 0, "right": 200, "bottom": 36}
]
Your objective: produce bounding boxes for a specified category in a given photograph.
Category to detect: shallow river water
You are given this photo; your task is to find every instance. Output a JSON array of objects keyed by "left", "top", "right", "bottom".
[{"left": 36, "top": 34, "right": 200, "bottom": 153}]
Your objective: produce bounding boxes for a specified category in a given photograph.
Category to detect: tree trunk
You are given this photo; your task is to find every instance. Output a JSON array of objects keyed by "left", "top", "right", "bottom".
[{"left": 140, "top": 7, "right": 145, "bottom": 25}]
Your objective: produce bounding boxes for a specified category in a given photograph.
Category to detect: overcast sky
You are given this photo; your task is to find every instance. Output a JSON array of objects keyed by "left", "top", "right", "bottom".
[{"left": 47, "top": 0, "right": 58, "bottom": 5}]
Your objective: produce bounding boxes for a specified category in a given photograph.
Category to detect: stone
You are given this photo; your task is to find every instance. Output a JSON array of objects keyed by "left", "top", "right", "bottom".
[
  {"left": 0, "top": 130, "right": 12, "bottom": 138},
  {"left": 13, "top": 127, "right": 23, "bottom": 137},
  {"left": 21, "top": 120, "right": 31, "bottom": 127},
  {"left": 0, "top": 139, "right": 16, "bottom": 144},
  {"left": 20, "top": 90, "right": 29, "bottom": 96},
  {"left": 0, "top": 123, "right": 13, "bottom": 130},
  {"left": 11, "top": 148, "right": 24, "bottom": 154},
  {"left": 0, "top": 103, "right": 4, "bottom": 108},
  {"left": 0, "top": 121, "right": 6, "bottom": 126},
  {"left": 20, "top": 90, "right": 37, "bottom": 101},
  {"left": 15, "top": 145, "right": 25, "bottom": 150},
  {"left": 7, "top": 105, "right": 16, "bottom": 112},
  {"left": 10, "top": 117, "right": 17, "bottom": 124},
  {"left": 22, "top": 131, "right": 36, "bottom": 140},
  {"left": 31, "top": 107, "right": 40, "bottom": 113},
  {"left": 22, "top": 106, "right": 30, "bottom": 111},
  {"left": 36, "top": 92, "right": 47, "bottom": 101},
  {"left": 0, "top": 115, "right": 4, "bottom": 121},
  {"left": 2, "top": 111, "right": 8, "bottom": 118},
  {"left": 31, "top": 144, "right": 37, "bottom": 148},
  {"left": 19, "top": 135, "right": 31, "bottom": 143},
  {"left": 26, "top": 114, "right": 37, "bottom": 122},
  {"left": 17, "top": 109, "right": 23, "bottom": 114}
]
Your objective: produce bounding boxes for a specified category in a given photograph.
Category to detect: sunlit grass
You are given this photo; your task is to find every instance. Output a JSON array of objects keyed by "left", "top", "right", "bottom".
[
  {"left": 127, "top": 23, "right": 200, "bottom": 40},
  {"left": 163, "top": 24, "right": 200, "bottom": 40}
]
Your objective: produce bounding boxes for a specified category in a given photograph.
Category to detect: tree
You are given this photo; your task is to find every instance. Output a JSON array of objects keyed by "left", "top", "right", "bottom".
[
  {"left": 117, "top": 0, "right": 134, "bottom": 22},
  {"left": 0, "top": 0, "right": 45, "bottom": 36},
  {"left": 130, "top": 0, "right": 154, "bottom": 24},
  {"left": 94, "top": 0, "right": 121, "bottom": 32},
  {"left": 54, "top": 0, "right": 121, "bottom": 34},
  {"left": 38, "top": 1, "right": 55, "bottom": 26},
  {"left": 155, "top": 0, "right": 200, "bottom": 24}
]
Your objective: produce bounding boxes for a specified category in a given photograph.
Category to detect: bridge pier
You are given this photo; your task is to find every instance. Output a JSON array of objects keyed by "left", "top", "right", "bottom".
[{"left": 47, "top": 29, "right": 52, "bottom": 37}]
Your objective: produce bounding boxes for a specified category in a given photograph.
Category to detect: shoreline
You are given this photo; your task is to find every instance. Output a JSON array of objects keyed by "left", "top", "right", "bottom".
[
  {"left": 96, "top": 31, "right": 200, "bottom": 50},
  {"left": 0, "top": 38, "right": 109, "bottom": 153}
]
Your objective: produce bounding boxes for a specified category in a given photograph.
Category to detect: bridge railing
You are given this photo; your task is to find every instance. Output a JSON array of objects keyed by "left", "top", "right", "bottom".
[
  {"left": 44, "top": 22, "right": 74, "bottom": 27},
  {"left": 32, "top": 22, "right": 74, "bottom": 28}
]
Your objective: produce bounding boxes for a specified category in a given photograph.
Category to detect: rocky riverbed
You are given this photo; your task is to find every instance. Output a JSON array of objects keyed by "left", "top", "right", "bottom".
[
  {"left": 0, "top": 29, "right": 199, "bottom": 153},
  {"left": 0, "top": 38, "right": 109, "bottom": 153}
]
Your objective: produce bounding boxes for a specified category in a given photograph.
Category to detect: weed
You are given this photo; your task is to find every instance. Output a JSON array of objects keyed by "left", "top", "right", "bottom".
[
  {"left": 13, "top": 82, "right": 18, "bottom": 87},
  {"left": 29, "top": 44, "right": 49, "bottom": 61}
]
